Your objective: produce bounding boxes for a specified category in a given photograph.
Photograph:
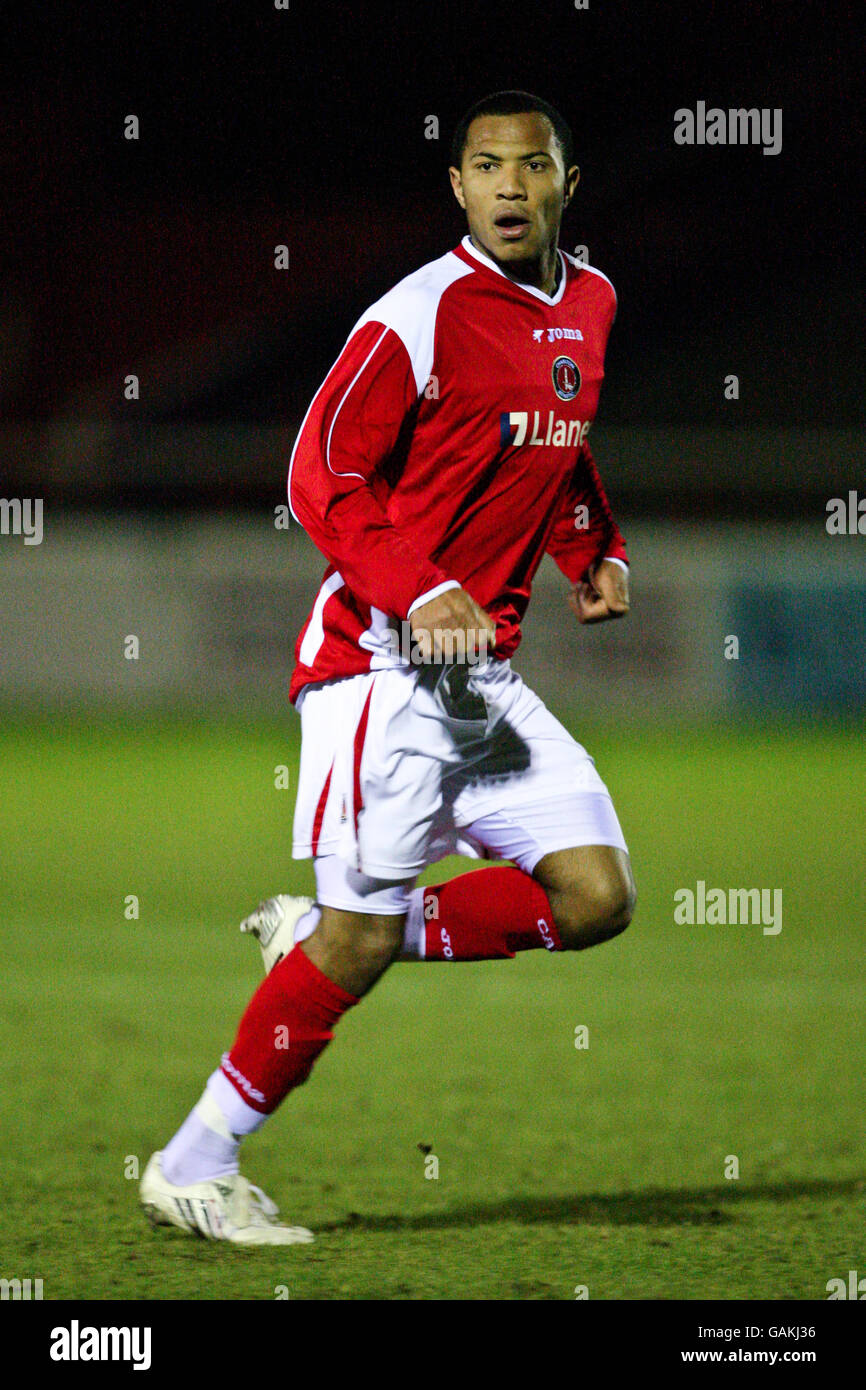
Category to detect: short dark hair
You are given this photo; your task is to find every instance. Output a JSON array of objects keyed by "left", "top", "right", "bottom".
[{"left": 450, "top": 90, "right": 574, "bottom": 171}]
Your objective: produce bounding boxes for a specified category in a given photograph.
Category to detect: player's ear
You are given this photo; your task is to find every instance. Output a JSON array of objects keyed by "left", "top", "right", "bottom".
[
  {"left": 449, "top": 166, "right": 466, "bottom": 209},
  {"left": 563, "top": 164, "right": 580, "bottom": 207}
]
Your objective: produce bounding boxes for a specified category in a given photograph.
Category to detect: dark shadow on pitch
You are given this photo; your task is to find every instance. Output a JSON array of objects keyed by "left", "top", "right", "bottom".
[{"left": 316, "top": 1175, "right": 865, "bottom": 1235}]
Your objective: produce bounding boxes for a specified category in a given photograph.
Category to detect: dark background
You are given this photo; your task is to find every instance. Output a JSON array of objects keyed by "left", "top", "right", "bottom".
[{"left": 1, "top": 0, "right": 861, "bottom": 506}]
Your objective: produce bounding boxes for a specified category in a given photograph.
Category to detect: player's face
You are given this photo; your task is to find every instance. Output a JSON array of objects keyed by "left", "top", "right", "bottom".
[{"left": 449, "top": 112, "right": 579, "bottom": 280}]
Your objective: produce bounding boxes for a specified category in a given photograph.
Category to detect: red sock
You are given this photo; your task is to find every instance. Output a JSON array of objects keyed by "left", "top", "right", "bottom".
[
  {"left": 221, "top": 946, "right": 358, "bottom": 1115},
  {"left": 422, "top": 866, "right": 562, "bottom": 961}
]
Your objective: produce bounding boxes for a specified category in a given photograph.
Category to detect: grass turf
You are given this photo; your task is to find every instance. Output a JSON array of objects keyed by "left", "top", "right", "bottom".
[{"left": 0, "top": 713, "right": 863, "bottom": 1300}]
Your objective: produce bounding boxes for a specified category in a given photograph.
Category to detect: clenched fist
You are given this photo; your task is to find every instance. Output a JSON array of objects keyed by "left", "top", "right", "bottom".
[
  {"left": 569, "top": 560, "right": 630, "bottom": 625},
  {"left": 409, "top": 587, "right": 497, "bottom": 662}
]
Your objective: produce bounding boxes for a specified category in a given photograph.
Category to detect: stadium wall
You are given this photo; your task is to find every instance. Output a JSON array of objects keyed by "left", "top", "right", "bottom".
[{"left": 2, "top": 514, "right": 863, "bottom": 719}]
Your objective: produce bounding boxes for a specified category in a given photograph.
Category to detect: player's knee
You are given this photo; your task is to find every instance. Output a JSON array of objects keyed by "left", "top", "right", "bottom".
[
  {"left": 358, "top": 915, "right": 406, "bottom": 967},
  {"left": 553, "top": 866, "right": 636, "bottom": 950},
  {"left": 317, "top": 907, "right": 405, "bottom": 970}
]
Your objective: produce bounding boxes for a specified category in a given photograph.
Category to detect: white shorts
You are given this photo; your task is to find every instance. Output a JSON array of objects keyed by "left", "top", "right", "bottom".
[{"left": 291, "top": 658, "right": 627, "bottom": 914}]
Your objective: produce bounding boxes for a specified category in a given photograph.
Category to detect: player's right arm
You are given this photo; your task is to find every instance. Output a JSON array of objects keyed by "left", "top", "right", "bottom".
[
  {"left": 289, "top": 321, "right": 493, "bottom": 650},
  {"left": 408, "top": 587, "right": 496, "bottom": 662}
]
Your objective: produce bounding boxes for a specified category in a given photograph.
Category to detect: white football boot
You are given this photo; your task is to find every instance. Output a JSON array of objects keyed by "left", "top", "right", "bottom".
[
  {"left": 140, "top": 1152, "right": 314, "bottom": 1246},
  {"left": 239, "top": 894, "right": 314, "bottom": 973}
]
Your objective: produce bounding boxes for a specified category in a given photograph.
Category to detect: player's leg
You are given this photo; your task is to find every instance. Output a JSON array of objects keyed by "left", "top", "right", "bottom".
[
  {"left": 298, "top": 903, "right": 406, "bottom": 993},
  {"left": 400, "top": 660, "right": 635, "bottom": 960},
  {"left": 142, "top": 899, "right": 406, "bottom": 1243},
  {"left": 399, "top": 846, "right": 634, "bottom": 960},
  {"left": 240, "top": 821, "right": 634, "bottom": 970},
  {"left": 213, "top": 899, "right": 404, "bottom": 1134},
  {"left": 142, "top": 669, "right": 425, "bottom": 1243},
  {"left": 531, "top": 843, "right": 636, "bottom": 950},
  {"left": 401, "top": 861, "right": 562, "bottom": 960}
]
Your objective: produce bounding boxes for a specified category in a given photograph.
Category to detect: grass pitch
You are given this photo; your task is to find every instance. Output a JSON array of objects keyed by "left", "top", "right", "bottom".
[{"left": 1, "top": 712, "right": 863, "bottom": 1300}]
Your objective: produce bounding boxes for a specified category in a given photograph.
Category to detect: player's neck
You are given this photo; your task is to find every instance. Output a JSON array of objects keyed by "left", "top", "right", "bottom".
[{"left": 469, "top": 235, "right": 561, "bottom": 297}]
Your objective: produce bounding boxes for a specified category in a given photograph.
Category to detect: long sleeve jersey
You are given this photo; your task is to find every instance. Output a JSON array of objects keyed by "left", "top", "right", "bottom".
[{"left": 288, "top": 233, "right": 627, "bottom": 703}]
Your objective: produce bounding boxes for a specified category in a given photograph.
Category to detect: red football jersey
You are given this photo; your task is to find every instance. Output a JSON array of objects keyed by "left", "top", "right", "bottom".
[{"left": 288, "top": 234, "right": 627, "bottom": 703}]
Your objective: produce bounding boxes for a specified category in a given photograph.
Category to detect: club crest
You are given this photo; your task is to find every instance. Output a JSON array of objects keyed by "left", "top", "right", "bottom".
[{"left": 551, "top": 355, "right": 581, "bottom": 401}]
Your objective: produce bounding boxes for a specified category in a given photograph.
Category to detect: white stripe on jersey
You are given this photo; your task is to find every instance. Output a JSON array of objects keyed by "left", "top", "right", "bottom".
[
  {"left": 350, "top": 251, "right": 475, "bottom": 394},
  {"left": 358, "top": 604, "right": 397, "bottom": 668},
  {"left": 288, "top": 252, "right": 474, "bottom": 520},
  {"left": 325, "top": 326, "right": 390, "bottom": 481},
  {"left": 299, "top": 570, "right": 346, "bottom": 668},
  {"left": 560, "top": 247, "right": 618, "bottom": 302}
]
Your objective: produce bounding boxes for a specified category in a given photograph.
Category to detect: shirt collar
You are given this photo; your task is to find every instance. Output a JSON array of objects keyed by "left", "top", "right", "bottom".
[{"left": 460, "top": 234, "right": 568, "bottom": 306}]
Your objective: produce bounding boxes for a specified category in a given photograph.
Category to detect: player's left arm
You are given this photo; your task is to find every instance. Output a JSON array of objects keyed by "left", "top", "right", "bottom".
[{"left": 545, "top": 439, "right": 630, "bottom": 626}]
